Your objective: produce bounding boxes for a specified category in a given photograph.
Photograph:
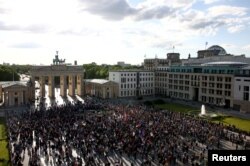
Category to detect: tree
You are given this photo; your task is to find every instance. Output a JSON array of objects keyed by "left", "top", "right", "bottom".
[
  {"left": 0, "top": 65, "right": 19, "bottom": 81},
  {"left": 83, "top": 63, "right": 143, "bottom": 79}
]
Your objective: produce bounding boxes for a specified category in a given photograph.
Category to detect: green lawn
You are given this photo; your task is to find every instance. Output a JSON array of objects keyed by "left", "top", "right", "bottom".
[
  {"left": 0, "top": 117, "right": 10, "bottom": 166},
  {"left": 211, "top": 116, "right": 250, "bottom": 132},
  {"left": 155, "top": 102, "right": 250, "bottom": 132},
  {"left": 155, "top": 103, "right": 200, "bottom": 114}
]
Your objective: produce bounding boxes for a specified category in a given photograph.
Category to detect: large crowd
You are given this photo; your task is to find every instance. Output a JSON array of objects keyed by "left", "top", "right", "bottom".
[{"left": 5, "top": 97, "right": 250, "bottom": 166}]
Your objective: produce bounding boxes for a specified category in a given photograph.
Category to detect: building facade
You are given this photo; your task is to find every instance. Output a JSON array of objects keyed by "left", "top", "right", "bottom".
[
  {"left": 30, "top": 54, "right": 84, "bottom": 98},
  {"left": 107, "top": 45, "right": 250, "bottom": 112},
  {"left": 0, "top": 81, "right": 34, "bottom": 106},
  {"left": 84, "top": 79, "right": 119, "bottom": 99},
  {"left": 157, "top": 65, "right": 238, "bottom": 108},
  {"left": 182, "top": 45, "right": 250, "bottom": 66},
  {"left": 109, "top": 70, "right": 155, "bottom": 97},
  {"left": 233, "top": 66, "right": 250, "bottom": 113},
  {"left": 144, "top": 53, "right": 181, "bottom": 70}
]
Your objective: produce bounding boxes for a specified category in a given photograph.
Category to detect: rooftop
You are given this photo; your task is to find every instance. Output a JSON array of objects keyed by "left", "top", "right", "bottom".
[
  {"left": 0, "top": 81, "right": 29, "bottom": 88},
  {"left": 201, "top": 61, "right": 248, "bottom": 67},
  {"left": 84, "top": 79, "right": 110, "bottom": 84},
  {"left": 207, "top": 45, "right": 227, "bottom": 56}
]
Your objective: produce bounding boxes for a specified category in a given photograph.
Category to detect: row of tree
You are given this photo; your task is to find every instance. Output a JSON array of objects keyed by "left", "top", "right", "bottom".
[
  {"left": 0, "top": 65, "right": 20, "bottom": 81},
  {"left": 83, "top": 63, "right": 143, "bottom": 79},
  {"left": 0, "top": 63, "right": 142, "bottom": 81}
]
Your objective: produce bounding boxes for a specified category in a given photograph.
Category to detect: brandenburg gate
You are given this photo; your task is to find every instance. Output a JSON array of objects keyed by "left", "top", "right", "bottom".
[{"left": 30, "top": 53, "right": 84, "bottom": 98}]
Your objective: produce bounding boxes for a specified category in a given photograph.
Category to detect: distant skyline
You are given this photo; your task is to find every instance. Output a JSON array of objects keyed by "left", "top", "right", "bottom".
[{"left": 0, "top": 0, "right": 250, "bottom": 65}]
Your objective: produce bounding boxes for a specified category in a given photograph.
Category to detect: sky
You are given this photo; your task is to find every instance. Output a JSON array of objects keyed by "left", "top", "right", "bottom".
[{"left": 0, "top": 0, "right": 250, "bottom": 65}]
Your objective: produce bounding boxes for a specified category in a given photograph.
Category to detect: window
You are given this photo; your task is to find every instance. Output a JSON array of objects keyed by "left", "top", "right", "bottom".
[
  {"left": 217, "top": 77, "right": 223, "bottom": 82},
  {"left": 244, "top": 86, "right": 249, "bottom": 91},
  {"left": 202, "top": 76, "right": 207, "bottom": 81},
  {"left": 209, "top": 76, "right": 215, "bottom": 81},
  {"left": 217, "top": 83, "right": 222, "bottom": 89},
  {"left": 202, "top": 96, "right": 206, "bottom": 102},
  {"left": 216, "top": 98, "right": 222, "bottom": 104},
  {"left": 209, "top": 97, "right": 214, "bottom": 103},
  {"left": 121, "top": 78, "right": 126, "bottom": 83},
  {"left": 225, "top": 77, "right": 231, "bottom": 82},
  {"left": 216, "top": 90, "right": 222, "bottom": 95},
  {"left": 243, "top": 92, "right": 249, "bottom": 101},
  {"left": 225, "top": 91, "right": 231, "bottom": 97},
  {"left": 209, "top": 89, "right": 214, "bottom": 94},
  {"left": 209, "top": 83, "right": 215, "bottom": 88},
  {"left": 202, "top": 88, "right": 206, "bottom": 93},
  {"left": 225, "top": 84, "right": 231, "bottom": 89}
]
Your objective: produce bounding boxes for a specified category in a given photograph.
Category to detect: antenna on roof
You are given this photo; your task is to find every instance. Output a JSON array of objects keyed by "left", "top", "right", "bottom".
[
  {"left": 173, "top": 45, "right": 175, "bottom": 53},
  {"left": 205, "top": 42, "right": 208, "bottom": 50}
]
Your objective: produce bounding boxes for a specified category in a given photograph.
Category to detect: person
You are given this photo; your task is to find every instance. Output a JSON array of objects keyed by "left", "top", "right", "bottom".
[{"left": 5, "top": 97, "right": 250, "bottom": 166}]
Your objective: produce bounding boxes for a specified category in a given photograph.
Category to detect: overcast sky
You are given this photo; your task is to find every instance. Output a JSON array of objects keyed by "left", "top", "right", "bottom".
[{"left": 0, "top": 0, "right": 250, "bottom": 65}]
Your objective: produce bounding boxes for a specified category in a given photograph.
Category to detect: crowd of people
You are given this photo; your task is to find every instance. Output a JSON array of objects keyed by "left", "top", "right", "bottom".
[{"left": 5, "top": 97, "right": 250, "bottom": 166}]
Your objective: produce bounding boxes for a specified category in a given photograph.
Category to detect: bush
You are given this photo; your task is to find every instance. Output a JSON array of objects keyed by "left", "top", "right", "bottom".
[
  {"left": 137, "top": 96, "right": 143, "bottom": 100},
  {"left": 153, "top": 99, "right": 165, "bottom": 105},
  {"left": 144, "top": 101, "right": 153, "bottom": 106}
]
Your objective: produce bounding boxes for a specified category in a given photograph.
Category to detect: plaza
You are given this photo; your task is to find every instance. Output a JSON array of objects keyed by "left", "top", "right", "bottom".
[{"left": 4, "top": 96, "right": 250, "bottom": 166}]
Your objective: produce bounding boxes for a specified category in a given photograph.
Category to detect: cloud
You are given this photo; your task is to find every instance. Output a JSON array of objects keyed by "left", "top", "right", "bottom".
[
  {"left": 0, "top": 21, "right": 19, "bottom": 30},
  {"left": 137, "top": 0, "right": 196, "bottom": 9},
  {"left": 243, "top": 44, "right": 250, "bottom": 50},
  {"left": 10, "top": 42, "right": 41, "bottom": 48},
  {"left": 79, "top": 0, "right": 136, "bottom": 20},
  {"left": 78, "top": 0, "right": 195, "bottom": 21},
  {"left": 203, "top": 0, "right": 220, "bottom": 4},
  {"left": 221, "top": 43, "right": 237, "bottom": 48},
  {"left": 189, "top": 19, "right": 225, "bottom": 30},
  {"left": 227, "top": 25, "right": 245, "bottom": 33},
  {"left": 0, "top": 8, "right": 9, "bottom": 14},
  {"left": 0, "top": 21, "right": 48, "bottom": 33},
  {"left": 208, "top": 5, "right": 248, "bottom": 17},
  {"left": 179, "top": 4, "right": 249, "bottom": 36},
  {"left": 135, "top": 5, "right": 175, "bottom": 20}
]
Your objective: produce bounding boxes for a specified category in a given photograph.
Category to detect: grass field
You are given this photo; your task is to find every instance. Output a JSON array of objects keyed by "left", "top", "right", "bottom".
[
  {"left": 155, "top": 103, "right": 200, "bottom": 114},
  {"left": 211, "top": 116, "right": 250, "bottom": 132},
  {"left": 0, "top": 117, "right": 9, "bottom": 166},
  {"left": 155, "top": 102, "right": 250, "bottom": 132}
]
